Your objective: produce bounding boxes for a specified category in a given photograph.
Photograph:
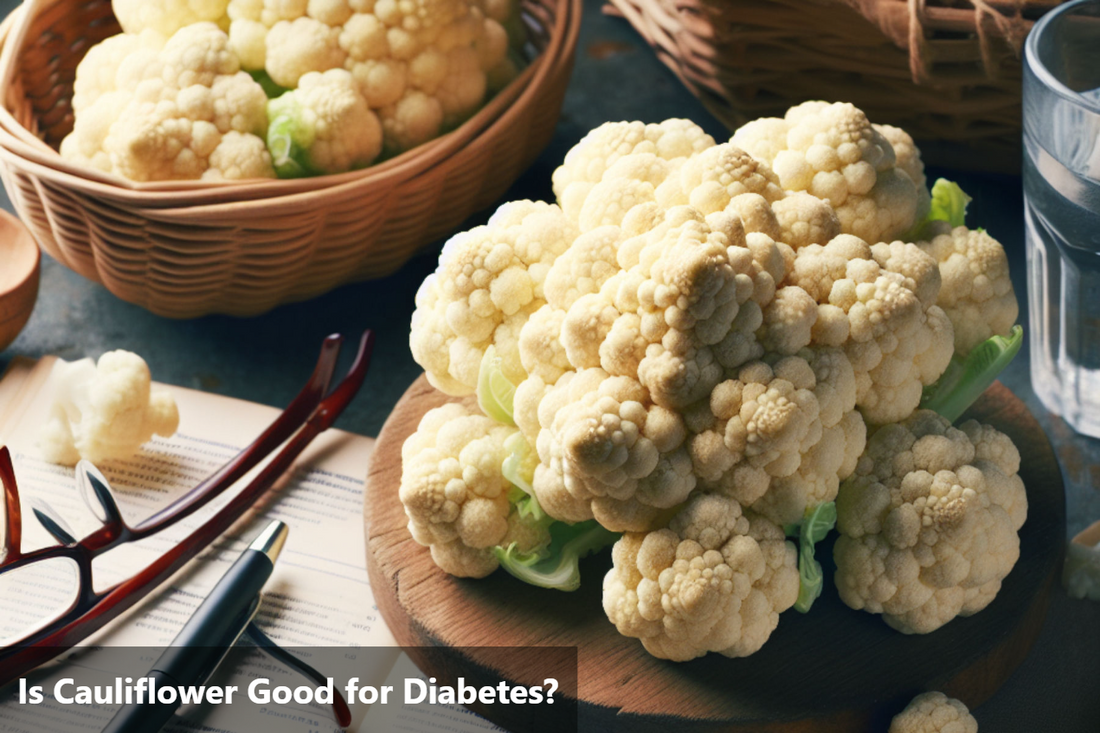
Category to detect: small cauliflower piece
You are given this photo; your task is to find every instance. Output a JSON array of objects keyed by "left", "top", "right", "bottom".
[
  {"left": 917, "top": 226, "right": 1019, "bottom": 357},
  {"left": 733, "top": 101, "right": 922, "bottom": 244},
  {"left": 602, "top": 493, "right": 799, "bottom": 661},
  {"left": 61, "top": 23, "right": 274, "bottom": 182},
  {"left": 266, "top": 68, "right": 382, "bottom": 176},
  {"left": 834, "top": 410, "right": 1027, "bottom": 634},
  {"left": 1064, "top": 538, "right": 1100, "bottom": 601},
  {"left": 399, "top": 403, "right": 550, "bottom": 577},
  {"left": 409, "top": 200, "right": 579, "bottom": 395},
  {"left": 38, "top": 351, "right": 180, "bottom": 467},
  {"left": 113, "top": 0, "right": 230, "bottom": 37},
  {"left": 889, "top": 691, "right": 978, "bottom": 733}
]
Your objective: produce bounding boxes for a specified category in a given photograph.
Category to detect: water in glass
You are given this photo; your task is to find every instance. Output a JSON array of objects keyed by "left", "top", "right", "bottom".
[{"left": 1024, "top": 1, "right": 1100, "bottom": 437}]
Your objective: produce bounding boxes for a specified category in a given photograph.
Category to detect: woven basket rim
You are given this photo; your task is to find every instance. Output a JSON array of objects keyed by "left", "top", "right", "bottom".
[{"left": 0, "top": 0, "right": 577, "bottom": 206}]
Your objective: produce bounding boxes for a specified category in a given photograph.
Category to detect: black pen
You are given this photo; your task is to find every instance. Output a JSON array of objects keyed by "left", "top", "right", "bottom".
[{"left": 101, "top": 519, "right": 289, "bottom": 733}]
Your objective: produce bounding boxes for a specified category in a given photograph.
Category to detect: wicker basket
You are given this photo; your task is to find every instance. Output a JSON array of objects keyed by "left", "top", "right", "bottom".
[
  {"left": 606, "top": 0, "right": 1064, "bottom": 173},
  {"left": 0, "top": 0, "right": 580, "bottom": 318}
]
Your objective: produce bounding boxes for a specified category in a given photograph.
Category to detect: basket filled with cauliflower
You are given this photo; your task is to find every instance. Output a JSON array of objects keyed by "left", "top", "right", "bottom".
[
  {"left": 0, "top": 0, "right": 580, "bottom": 317},
  {"left": 364, "top": 100, "right": 1065, "bottom": 729}
]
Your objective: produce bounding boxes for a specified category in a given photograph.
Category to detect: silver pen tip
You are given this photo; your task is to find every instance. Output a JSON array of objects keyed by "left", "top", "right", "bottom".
[{"left": 249, "top": 520, "right": 289, "bottom": 563}]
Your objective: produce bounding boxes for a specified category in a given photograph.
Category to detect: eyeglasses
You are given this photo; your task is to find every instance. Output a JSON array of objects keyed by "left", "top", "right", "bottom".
[{"left": 0, "top": 331, "right": 374, "bottom": 693}]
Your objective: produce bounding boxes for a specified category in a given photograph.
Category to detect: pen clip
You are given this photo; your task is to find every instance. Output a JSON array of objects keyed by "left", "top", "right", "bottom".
[{"left": 244, "top": 621, "right": 353, "bottom": 729}]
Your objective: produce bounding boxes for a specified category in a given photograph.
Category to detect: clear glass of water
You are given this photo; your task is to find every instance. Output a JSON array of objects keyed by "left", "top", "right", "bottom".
[{"left": 1024, "top": 0, "right": 1100, "bottom": 438}]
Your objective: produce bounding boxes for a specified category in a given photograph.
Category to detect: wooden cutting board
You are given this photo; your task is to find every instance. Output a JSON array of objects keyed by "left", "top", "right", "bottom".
[{"left": 364, "top": 376, "right": 1066, "bottom": 733}]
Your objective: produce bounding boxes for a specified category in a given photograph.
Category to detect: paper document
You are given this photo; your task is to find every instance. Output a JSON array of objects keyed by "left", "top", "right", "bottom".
[{"left": 0, "top": 356, "right": 392, "bottom": 650}]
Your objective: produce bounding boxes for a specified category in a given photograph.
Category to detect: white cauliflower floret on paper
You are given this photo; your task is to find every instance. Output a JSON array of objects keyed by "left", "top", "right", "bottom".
[
  {"left": 733, "top": 101, "right": 923, "bottom": 244},
  {"left": 399, "top": 403, "right": 550, "bottom": 578},
  {"left": 602, "top": 493, "right": 799, "bottom": 661},
  {"left": 833, "top": 410, "right": 1027, "bottom": 634},
  {"left": 889, "top": 691, "right": 978, "bottom": 733},
  {"left": 60, "top": 23, "right": 273, "bottom": 181},
  {"left": 917, "top": 226, "right": 1019, "bottom": 357},
  {"left": 38, "top": 351, "right": 180, "bottom": 467},
  {"left": 784, "top": 234, "right": 953, "bottom": 424},
  {"left": 409, "top": 200, "right": 579, "bottom": 396}
]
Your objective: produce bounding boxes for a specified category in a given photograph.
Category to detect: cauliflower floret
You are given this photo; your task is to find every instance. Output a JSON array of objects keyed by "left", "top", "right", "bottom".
[
  {"left": 70, "top": 30, "right": 167, "bottom": 115},
  {"left": 38, "top": 351, "right": 180, "bottom": 466},
  {"left": 399, "top": 403, "right": 550, "bottom": 577},
  {"left": 532, "top": 368, "right": 693, "bottom": 532},
  {"left": 875, "top": 123, "right": 930, "bottom": 224},
  {"left": 1064, "top": 530, "right": 1100, "bottom": 601},
  {"left": 602, "top": 493, "right": 799, "bottom": 661},
  {"left": 265, "top": 16, "right": 347, "bottom": 88},
  {"left": 61, "top": 23, "right": 273, "bottom": 182},
  {"left": 917, "top": 226, "right": 1019, "bottom": 356},
  {"left": 689, "top": 349, "right": 864, "bottom": 525},
  {"left": 834, "top": 410, "right": 1028, "bottom": 634},
  {"left": 266, "top": 68, "right": 382, "bottom": 175},
  {"left": 785, "top": 234, "right": 953, "bottom": 424},
  {"left": 653, "top": 142, "right": 785, "bottom": 216},
  {"left": 889, "top": 691, "right": 979, "bottom": 733},
  {"left": 410, "top": 200, "right": 578, "bottom": 395},
  {"left": 733, "top": 101, "right": 922, "bottom": 244},
  {"left": 552, "top": 119, "right": 715, "bottom": 223},
  {"left": 607, "top": 207, "right": 772, "bottom": 409},
  {"left": 113, "top": 0, "right": 230, "bottom": 37},
  {"left": 203, "top": 130, "right": 277, "bottom": 179},
  {"left": 771, "top": 191, "right": 841, "bottom": 250},
  {"left": 221, "top": 0, "right": 507, "bottom": 157}
]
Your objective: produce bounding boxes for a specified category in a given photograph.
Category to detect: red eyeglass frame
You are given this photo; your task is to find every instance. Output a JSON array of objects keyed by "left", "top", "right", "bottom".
[{"left": 0, "top": 331, "right": 373, "bottom": 720}]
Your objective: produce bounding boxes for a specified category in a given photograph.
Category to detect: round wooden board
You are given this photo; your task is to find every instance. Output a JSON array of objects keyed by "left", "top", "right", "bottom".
[{"left": 364, "top": 376, "right": 1066, "bottom": 733}]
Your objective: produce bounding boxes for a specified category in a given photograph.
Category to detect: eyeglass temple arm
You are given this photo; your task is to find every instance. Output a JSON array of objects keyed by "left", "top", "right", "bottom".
[
  {"left": 0, "top": 446, "right": 21, "bottom": 561},
  {"left": 132, "top": 333, "right": 345, "bottom": 537},
  {"left": 245, "top": 622, "right": 353, "bottom": 728},
  {"left": 0, "top": 331, "right": 374, "bottom": 686}
]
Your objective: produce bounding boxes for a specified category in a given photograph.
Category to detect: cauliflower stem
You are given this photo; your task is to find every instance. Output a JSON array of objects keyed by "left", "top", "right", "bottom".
[
  {"left": 493, "top": 501, "right": 619, "bottom": 592},
  {"left": 478, "top": 345, "right": 517, "bottom": 426},
  {"left": 248, "top": 69, "right": 288, "bottom": 98},
  {"left": 920, "top": 325, "right": 1023, "bottom": 422},
  {"left": 784, "top": 501, "right": 837, "bottom": 613},
  {"left": 480, "top": 361, "right": 620, "bottom": 591}
]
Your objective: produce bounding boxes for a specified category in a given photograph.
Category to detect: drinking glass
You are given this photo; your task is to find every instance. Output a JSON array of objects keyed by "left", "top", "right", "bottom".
[{"left": 1023, "top": 0, "right": 1100, "bottom": 437}]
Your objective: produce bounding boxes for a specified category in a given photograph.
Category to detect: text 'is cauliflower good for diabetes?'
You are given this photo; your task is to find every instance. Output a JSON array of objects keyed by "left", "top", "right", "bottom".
[
  {"left": 38, "top": 351, "right": 180, "bottom": 467},
  {"left": 61, "top": 0, "right": 519, "bottom": 181},
  {"left": 401, "top": 101, "right": 1026, "bottom": 662}
]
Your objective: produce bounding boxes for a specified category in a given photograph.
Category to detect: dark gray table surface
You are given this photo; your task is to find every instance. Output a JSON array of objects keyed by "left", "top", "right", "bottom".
[{"left": 1, "top": 1, "right": 1097, "bottom": 730}]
